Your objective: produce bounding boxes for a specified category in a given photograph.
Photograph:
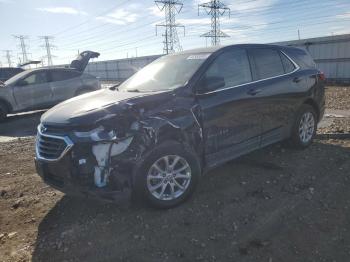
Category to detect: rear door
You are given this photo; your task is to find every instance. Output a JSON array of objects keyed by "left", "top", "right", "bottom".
[
  {"left": 247, "top": 47, "right": 298, "bottom": 146},
  {"left": 196, "top": 48, "right": 263, "bottom": 167},
  {"left": 49, "top": 70, "right": 82, "bottom": 102},
  {"left": 13, "top": 70, "right": 52, "bottom": 110}
]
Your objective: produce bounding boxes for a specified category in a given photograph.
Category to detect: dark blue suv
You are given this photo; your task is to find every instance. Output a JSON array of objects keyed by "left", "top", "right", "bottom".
[{"left": 35, "top": 44, "right": 325, "bottom": 208}]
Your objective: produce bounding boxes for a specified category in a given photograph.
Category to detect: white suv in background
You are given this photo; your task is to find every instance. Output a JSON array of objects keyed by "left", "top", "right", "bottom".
[{"left": 0, "top": 51, "right": 100, "bottom": 120}]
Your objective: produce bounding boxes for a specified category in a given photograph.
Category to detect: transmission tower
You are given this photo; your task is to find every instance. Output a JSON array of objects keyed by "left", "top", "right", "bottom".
[
  {"left": 198, "top": 0, "right": 230, "bottom": 46},
  {"left": 13, "top": 35, "right": 29, "bottom": 64},
  {"left": 3, "top": 50, "right": 13, "bottom": 67},
  {"left": 155, "top": 0, "right": 185, "bottom": 54},
  {"left": 39, "top": 36, "right": 56, "bottom": 66}
]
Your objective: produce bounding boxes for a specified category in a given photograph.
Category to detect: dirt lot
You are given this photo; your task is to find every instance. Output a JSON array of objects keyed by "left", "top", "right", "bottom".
[{"left": 0, "top": 87, "right": 349, "bottom": 262}]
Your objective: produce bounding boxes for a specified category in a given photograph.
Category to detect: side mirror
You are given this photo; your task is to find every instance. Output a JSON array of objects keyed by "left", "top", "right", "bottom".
[{"left": 197, "top": 76, "right": 225, "bottom": 94}]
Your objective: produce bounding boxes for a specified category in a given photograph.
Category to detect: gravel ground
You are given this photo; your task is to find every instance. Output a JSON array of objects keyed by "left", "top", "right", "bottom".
[
  {"left": 326, "top": 86, "right": 350, "bottom": 110},
  {"left": 0, "top": 86, "right": 349, "bottom": 262},
  {"left": 318, "top": 86, "right": 350, "bottom": 134}
]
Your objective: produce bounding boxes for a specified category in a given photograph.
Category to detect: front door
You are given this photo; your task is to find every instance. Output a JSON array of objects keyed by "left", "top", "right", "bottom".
[
  {"left": 13, "top": 70, "right": 52, "bottom": 111},
  {"left": 196, "top": 48, "right": 263, "bottom": 168}
]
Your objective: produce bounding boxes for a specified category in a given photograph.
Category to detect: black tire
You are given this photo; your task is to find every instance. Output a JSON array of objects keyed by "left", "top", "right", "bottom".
[
  {"left": 289, "top": 104, "right": 317, "bottom": 149},
  {"left": 0, "top": 102, "right": 8, "bottom": 121},
  {"left": 133, "top": 141, "right": 201, "bottom": 209}
]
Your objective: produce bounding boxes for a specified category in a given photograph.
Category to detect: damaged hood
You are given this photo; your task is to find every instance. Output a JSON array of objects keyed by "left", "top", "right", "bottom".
[{"left": 41, "top": 89, "right": 174, "bottom": 126}]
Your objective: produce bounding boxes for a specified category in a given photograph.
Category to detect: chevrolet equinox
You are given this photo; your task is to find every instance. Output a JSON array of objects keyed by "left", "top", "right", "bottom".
[{"left": 35, "top": 44, "right": 325, "bottom": 208}]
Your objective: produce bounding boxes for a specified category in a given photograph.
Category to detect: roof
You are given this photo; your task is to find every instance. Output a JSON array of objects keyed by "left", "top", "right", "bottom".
[
  {"left": 23, "top": 66, "right": 74, "bottom": 73},
  {"left": 174, "top": 43, "right": 302, "bottom": 55}
]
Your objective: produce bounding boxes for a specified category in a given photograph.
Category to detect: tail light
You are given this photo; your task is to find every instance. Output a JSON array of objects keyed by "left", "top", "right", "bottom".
[{"left": 319, "top": 71, "right": 326, "bottom": 81}]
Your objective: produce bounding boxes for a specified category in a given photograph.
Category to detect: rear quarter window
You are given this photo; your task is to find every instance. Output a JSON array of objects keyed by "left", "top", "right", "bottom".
[
  {"left": 280, "top": 52, "right": 296, "bottom": 73},
  {"left": 284, "top": 48, "right": 316, "bottom": 69}
]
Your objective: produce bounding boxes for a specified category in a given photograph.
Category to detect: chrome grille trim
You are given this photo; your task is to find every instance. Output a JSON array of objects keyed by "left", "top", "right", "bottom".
[{"left": 35, "top": 125, "right": 74, "bottom": 162}]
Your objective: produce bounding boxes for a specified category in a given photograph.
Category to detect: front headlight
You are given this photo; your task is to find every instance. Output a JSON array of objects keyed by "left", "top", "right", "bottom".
[{"left": 74, "top": 126, "right": 116, "bottom": 141}]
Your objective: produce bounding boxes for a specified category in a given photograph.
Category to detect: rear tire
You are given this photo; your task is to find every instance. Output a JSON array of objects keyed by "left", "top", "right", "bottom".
[
  {"left": 289, "top": 104, "right": 317, "bottom": 149},
  {"left": 0, "top": 102, "right": 8, "bottom": 121},
  {"left": 133, "top": 141, "right": 200, "bottom": 209}
]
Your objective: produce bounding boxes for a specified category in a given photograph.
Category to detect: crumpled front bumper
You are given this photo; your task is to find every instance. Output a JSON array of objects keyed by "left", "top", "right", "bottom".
[{"left": 34, "top": 154, "right": 132, "bottom": 204}]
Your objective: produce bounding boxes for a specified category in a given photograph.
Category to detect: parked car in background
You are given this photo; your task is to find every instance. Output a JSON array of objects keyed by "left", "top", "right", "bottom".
[
  {"left": 34, "top": 44, "right": 325, "bottom": 208},
  {"left": 0, "top": 51, "right": 100, "bottom": 120},
  {"left": 0, "top": 67, "right": 25, "bottom": 83}
]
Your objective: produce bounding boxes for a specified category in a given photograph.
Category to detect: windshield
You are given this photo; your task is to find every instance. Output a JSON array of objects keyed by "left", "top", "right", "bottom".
[
  {"left": 118, "top": 53, "right": 210, "bottom": 92},
  {"left": 4, "top": 70, "right": 29, "bottom": 85}
]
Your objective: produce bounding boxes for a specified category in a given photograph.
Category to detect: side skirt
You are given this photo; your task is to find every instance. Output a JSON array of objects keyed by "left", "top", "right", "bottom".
[{"left": 205, "top": 136, "right": 260, "bottom": 170}]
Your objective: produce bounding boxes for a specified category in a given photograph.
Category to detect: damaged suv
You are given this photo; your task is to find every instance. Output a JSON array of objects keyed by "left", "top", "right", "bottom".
[{"left": 35, "top": 44, "right": 325, "bottom": 208}]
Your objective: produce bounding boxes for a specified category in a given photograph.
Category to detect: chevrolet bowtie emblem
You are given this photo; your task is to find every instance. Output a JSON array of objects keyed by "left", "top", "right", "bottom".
[{"left": 40, "top": 125, "right": 47, "bottom": 133}]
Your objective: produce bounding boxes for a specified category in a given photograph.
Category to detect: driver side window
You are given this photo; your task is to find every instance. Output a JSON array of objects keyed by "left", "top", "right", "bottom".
[
  {"left": 204, "top": 49, "right": 252, "bottom": 90},
  {"left": 22, "top": 72, "right": 48, "bottom": 85}
]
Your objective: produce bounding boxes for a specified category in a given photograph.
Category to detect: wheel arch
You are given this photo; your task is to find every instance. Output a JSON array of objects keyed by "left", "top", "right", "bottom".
[
  {"left": 303, "top": 98, "right": 320, "bottom": 121},
  {"left": 0, "top": 98, "right": 12, "bottom": 113}
]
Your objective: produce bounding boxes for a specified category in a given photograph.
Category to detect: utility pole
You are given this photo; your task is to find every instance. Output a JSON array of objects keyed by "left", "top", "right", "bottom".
[
  {"left": 155, "top": 0, "right": 185, "bottom": 54},
  {"left": 198, "top": 0, "right": 230, "bottom": 46},
  {"left": 298, "top": 29, "right": 301, "bottom": 40},
  {"left": 39, "top": 36, "right": 55, "bottom": 66},
  {"left": 13, "top": 35, "right": 29, "bottom": 64},
  {"left": 3, "top": 50, "right": 13, "bottom": 67}
]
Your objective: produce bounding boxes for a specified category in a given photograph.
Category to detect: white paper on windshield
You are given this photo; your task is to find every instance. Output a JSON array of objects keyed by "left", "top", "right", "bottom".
[{"left": 187, "top": 54, "right": 210, "bottom": 60}]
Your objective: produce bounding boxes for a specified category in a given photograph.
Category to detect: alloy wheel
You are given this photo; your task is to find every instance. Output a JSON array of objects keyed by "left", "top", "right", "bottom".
[
  {"left": 146, "top": 155, "right": 192, "bottom": 201},
  {"left": 298, "top": 112, "right": 315, "bottom": 143}
]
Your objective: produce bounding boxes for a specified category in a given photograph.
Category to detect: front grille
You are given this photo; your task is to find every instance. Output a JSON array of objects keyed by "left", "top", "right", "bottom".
[
  {"left": 43, "top": 125, "right": 69, "bottom": 134},
  {"left": 36, "top": 131, "right": 73, "bottom": 161}
]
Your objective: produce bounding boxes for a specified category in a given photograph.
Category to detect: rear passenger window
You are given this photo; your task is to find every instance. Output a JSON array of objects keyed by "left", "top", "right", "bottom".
[
  {"left": 249, "top": 48, "right": 285, "bottom": 80},
  {"left": 50, "top": 70, "right": 80, "bottom": 82},
  {"left": 280, "top": 52, "right": 295, "bottom": 73},
  {"left": 204, "top": 49, "right": 252, "bottom": 89}
]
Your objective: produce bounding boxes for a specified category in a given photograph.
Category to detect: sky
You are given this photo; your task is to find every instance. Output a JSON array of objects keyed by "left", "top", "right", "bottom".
[{"left": 1, "top": 0, "right": 350, "bottom": 66}]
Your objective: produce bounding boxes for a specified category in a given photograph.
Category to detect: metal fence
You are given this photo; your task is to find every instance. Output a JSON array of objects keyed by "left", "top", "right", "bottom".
[
  {"left": 85, "top": 34, "right": 350, "bottom": 84},
  {"left": 85, "top": 55, "right": 161, "bottom": 82}
]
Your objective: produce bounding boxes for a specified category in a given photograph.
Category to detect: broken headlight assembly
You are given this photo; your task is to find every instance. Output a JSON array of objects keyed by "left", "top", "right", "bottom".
[{"left": 74, "top": 126, "right": 117, "bottom": 141}]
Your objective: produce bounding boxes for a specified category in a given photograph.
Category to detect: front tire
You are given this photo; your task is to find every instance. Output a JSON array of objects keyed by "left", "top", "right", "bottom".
[
  {"left": 289, "top": 104, "right": 317, "bottom": 149},
  {"left": 133, "top": 141, "right": 200, "bottom": 209}
]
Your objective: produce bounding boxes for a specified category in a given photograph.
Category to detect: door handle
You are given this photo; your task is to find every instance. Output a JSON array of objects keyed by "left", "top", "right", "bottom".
[
  {"left": 247, "top": 88, "right": 262, "bottom": 96},
  {"left": 293, "top": 77, "right": 302, "bottom": 83}
]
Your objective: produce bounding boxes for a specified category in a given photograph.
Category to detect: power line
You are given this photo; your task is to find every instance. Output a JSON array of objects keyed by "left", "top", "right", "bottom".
[
  {"left": 39, "top": 36, "right": 56, "bottom": 66},
  {"left": 155, "top": 0, "right": 185, "bottom": 54},
  {"left": 57, "top": 1, "right": 343, "bottom": 51},
  {"left": 3, "top": 50, "right": 13, "bottom": 67},
  {"left": 198, "top": 0, "right": 230, "bottom": 46},
  {"left": 13, "top": 35, "right": 30, "bottom": 64},
  {"left": 53, "top": 0, "right": 131, "bottom": 36}
]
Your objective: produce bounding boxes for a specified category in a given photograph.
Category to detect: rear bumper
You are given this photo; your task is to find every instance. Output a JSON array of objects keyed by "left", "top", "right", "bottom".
[{"left": 34, "top": 156, "right": 132, "bottom": 204}]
